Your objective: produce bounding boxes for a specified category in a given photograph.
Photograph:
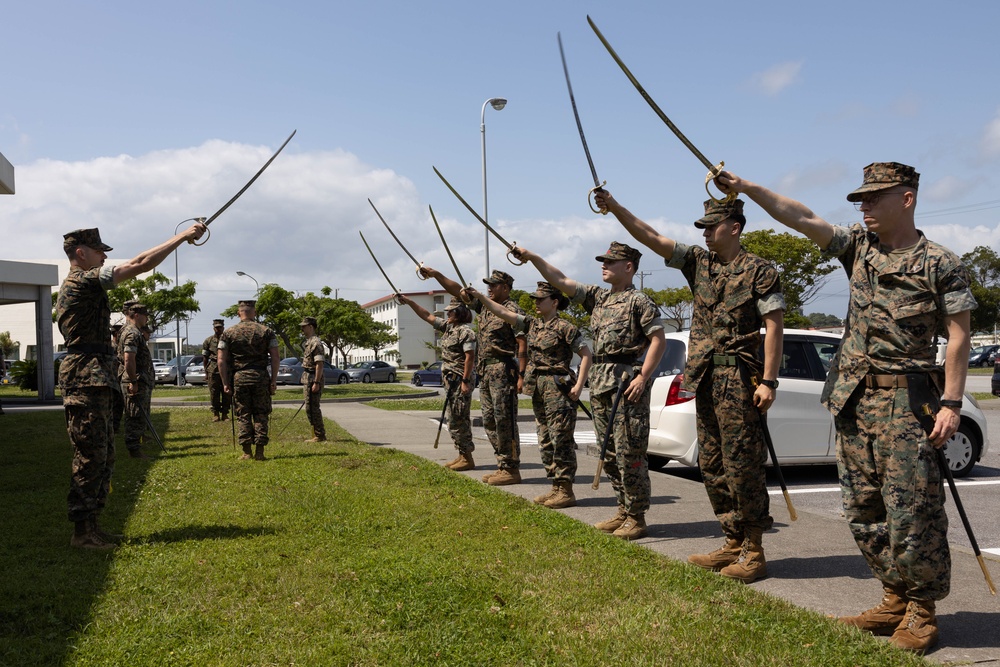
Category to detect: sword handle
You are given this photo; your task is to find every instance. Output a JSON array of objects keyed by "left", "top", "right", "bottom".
[
  {"left": 185, "top": 217, "right": 211, "bottom": 246},
  {"left": 505, "top": 246, "right": 527, "bottom": 267},
  {"left": 705, "top": 163, "right": 737, "bottom": 204},
  {"left": 588, "top": 181, "right": 609, "bottom": 215},
  {"left": 414, "top": 263, "right": 429, "bottom": 281}
]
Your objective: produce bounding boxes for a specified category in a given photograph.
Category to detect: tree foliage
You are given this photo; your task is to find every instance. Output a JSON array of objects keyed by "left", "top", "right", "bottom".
[
  {"left": 805, "top": 312, "right": 843, "bottom": 328},
  {"left": 0, "top": 331, "right": 19, "bottom": 360},
  {"left": 106, "top": 272, "right": 200, "bottom": 334},
  {"left": 960, "top": 245, "right": 1000, "bottom": 334},
  {"left": 643, "top": 287, "right": 693, "bottom": 331}
]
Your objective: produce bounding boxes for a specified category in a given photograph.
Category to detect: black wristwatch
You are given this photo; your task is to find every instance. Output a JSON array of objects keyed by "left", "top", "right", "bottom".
[
  {"left": 462, "top": 377, "right": 471, "bottom": 383},
  {"left": 760, "top": 379, "right": 779, "bottom": 389},
  {"left": 940, "top": 399, "right": 962, "bottom": 409}
]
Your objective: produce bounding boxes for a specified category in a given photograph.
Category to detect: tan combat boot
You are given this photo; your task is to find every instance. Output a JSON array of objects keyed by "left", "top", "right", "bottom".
[
  {"left": 838, "top": 585, "right": 909, "bottom": 636},
  {"left": 212, "top": 414, "right": 222, "bottom": 423},
  {"left": 486, "top": 468, "right": 521, "bottom": 486},
  {"left": 254, "top": 445, "right": 267, "bottom": 461},
  {"left": 688, "top": 536, "right": 744, "bottom": 571},
  {"left": 534, "top": 484, "right": 558, "bottom": 505},
  {"left": 70, "top": 520, "right": 115, "bottom": 551},
  {"left": 719, "top": 527, "right": 767, "bottom": 583},
  {"left": 240, "top": 445, "right": 253, "bottom": 460},
  {"left": 889, "top": 600, "right": 938, "bottom": 654},
  {"left": 450, "top": 451, "right": 475, "bottom": 471},
  {"left": 444, "top": 454, "right": 464, "bottom": 469},
  {"left": 594, "top": 507, "right": 628, "bottom": 533},
  {"left": 613, "top": 514, "right": 648, "bottom": 540},
  {"left": 543, "top": 481, "right": 577, "bottom": 509}
]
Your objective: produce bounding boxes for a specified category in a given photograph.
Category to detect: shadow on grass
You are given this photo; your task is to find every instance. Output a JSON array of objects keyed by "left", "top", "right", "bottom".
[{"left": 133, "top": 523, "right": 278, "bottom": 544}]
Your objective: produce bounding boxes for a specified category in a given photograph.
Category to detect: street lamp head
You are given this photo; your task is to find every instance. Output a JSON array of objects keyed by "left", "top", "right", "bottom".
[
  {"left": 490, "top": 98, "right": 507, "bottom": 111},
  {"left": 236, "top": 271, "right": 247, "bottom": 277}
]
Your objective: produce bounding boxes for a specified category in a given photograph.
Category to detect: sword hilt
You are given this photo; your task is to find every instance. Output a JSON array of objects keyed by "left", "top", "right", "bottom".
[
  {"left": 414, "top": 263, "right": 429, "bottom": 281},
  {"left": 505, "top": 245, "right": 527, "bottom": 267},
  {"left": 184, "top": 217, "right": 211, "bottom": 246},
  {"left": 705, "top": 163, "right": 737, "bottom": 204},
  {"left": 588, "top": 182, "right": 609, "bottom": 215}
]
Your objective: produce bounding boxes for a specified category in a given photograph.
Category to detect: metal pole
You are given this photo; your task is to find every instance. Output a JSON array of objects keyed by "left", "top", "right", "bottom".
[
  {"left": 480, "top": 97, "right": 507, "bottom": 279},
  {"left": 173, "top": 221, "right": 186, "bottom": 386}
]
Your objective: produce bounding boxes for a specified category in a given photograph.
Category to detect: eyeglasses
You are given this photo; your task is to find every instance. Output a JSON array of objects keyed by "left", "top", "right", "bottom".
[{"left": 853, "top": 191, "right": 904, "bottom": 210}]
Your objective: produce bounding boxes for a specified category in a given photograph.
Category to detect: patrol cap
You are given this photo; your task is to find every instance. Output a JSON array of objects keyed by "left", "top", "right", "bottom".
[
  {"left": 238, "top": 299, "right": 257, "bottom": 309},
  {"left": 530, "top": 281, "right": 569, "bottom": 310},
  {"left": 63, "top": 228, "right": 113, "bottom": 252},
  {"left": 130, "top": 303, "right": 149, "bottom": 315},
  {"left": 595, "top": 241, "right": 642, "bottom": 264},
  {"left": 443, "top": 296, "right": 465, "bottom": 311},
  {"left": 212, "top": 318, "right": 225, "bottom": 327},
  {"left": 846, "top": 162, "right": 920, "bottom": 202},
  {"left": 694, "top": 198, "right": 746, "bottom": 229},
  {"left": 300, "top": 316, "right": 318, "bottom": 327},
  {"left": 483, "top": 270, "right": 514, "bottom": 287},
  {"left": 122, "top": 299, "right": 139, "bottom": 314}
]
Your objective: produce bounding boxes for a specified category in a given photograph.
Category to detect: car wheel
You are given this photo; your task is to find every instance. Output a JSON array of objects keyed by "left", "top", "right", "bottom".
[
  {"left": 338, "top": 374, "right": 349, "bottom": 385},
  {"left": 648, "top": 454, "right": 670, "bottom": 471},
  {"left": 944, "top": 422, "right": 980, "bottom": 478},
  {"left": 413, "top": 375, "right": 423, "bottom": 386},
  {"left": 387, "top": 372, "right": 396, "bottom": 383},
  {"left": 363, "top": 373, "right": 372, "bottom": 383}
]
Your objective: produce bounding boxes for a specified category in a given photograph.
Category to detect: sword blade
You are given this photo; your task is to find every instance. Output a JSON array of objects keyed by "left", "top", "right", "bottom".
[
  {"left": 359, "top": 231, "right": 401, "bottom": 295},
  {"left": 558, "top": 32, "right": 602, "bottom": 188},
  {"left": 368, "top": 198, "right": 422, "bottom": 269},
  {"left": 432, "top": 166, "right": 513, "bottom": 250},
  {"left": 428, "top": 205, "right": 467, "bottom": 287},
  {"left": 587, "top": 16, "right": 717, "bottom": 173},
  {"left": 203, "top": 130, "right": 297, "bottom": 227}
]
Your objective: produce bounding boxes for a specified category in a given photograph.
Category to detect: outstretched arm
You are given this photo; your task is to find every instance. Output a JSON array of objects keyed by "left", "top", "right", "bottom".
[
  {"left": 397, "top": 293, "right": 439, "bottom": 327},
  {"left": 715, "top": 172, "right": 835, "bottom": 250},
  {"left": 113, "top": 222, "right": 206, "bottom": 284},
  {"left": 594, "top": 190, "right": 677, "bottom": 260},
  {"left": 511, "top": 246, "right": 578, "bottom": 298},
  {"left": 418, "top": 266, "right": 464, "bottom": 298},
  {"left": 464, "top": 286, "right": 518, "bottom": 326}
]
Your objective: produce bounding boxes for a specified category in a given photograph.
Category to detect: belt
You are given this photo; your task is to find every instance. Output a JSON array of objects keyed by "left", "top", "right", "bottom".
[
  {"left": 712, "top": 354, "right": 738, "bottom": 367},
  {"left": 532, "top": 368, "right": 566, "bottom": 376},
  {"left": 593, "top": 354, "right": 637, "bottom": 365},
  {"left": 67, "top": 344, "right": 115, "bottom": 356},
  {"left": 865, "top": 374, "right": 909, "bottom": 389},
  {"left": 480, "top": 356, "right": 514, "bottom": 366}
]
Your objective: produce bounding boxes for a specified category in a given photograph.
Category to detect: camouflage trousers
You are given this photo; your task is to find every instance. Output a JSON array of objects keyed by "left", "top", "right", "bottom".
[
  {"left": 64, "top": 386, "right": 115, "bottom": 523},
  {"left": 233, "top": 378, "right": 273, "bottom": 449},
  {"left": 835, "top": 387, "right": 950, "bottom": 601},
  {"left": 122, "top": 383, "right": 154, "bottom": 452},
  {"left": 531, "top": 375, "right": 578, "bottom": 482},
  {"left": 592, "top": 380, "right": 651, "bottom": 516},
  {"left": 479, "top": 361, "right": 520, "bottom": 470},
  {"left": 444, "top": 375, "right": 474, "bottom": 454},
  {"left": 208, "top": 371, "right": 231, "bottom": 417},
  {"left": 695, "top": 367, "right": 773, "bottom": 538},
  {"left": 111, "top": 385, "right": 125, "bottom": 435},
  {"left": 302, "top": 370, "right": 325, "bottom": 439}
]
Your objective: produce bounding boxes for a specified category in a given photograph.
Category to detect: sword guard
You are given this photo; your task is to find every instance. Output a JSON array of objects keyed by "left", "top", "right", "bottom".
[
  {"left": 188, "top": 217, "right": 210, "bottom": 246},
  {"left": 588, "top": 181, "right": 609, "bottom": 215},
  {"left": 415, "top": 263, "right": 429, "bottom": 281},
  {"left": 506, "top": 246, "right": 527, "bottom": 267},
  {"left": 705, "top": 162, "right": 736, "bottom": 204}
]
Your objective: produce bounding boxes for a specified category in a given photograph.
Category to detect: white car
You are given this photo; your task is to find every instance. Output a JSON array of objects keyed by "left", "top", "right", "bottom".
[{"left": 646, "top": 329, "right": 989, "bottom": 477}]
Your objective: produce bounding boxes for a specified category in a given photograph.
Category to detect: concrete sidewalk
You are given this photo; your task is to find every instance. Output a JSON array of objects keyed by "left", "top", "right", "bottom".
[{"left": 324, "top": 400, "right": 1000, "bottom": 664}]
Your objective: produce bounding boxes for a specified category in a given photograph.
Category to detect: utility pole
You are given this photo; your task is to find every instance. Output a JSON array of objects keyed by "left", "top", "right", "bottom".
[{"left": 637, "top": 271, "right": 652, "bottom": 290}]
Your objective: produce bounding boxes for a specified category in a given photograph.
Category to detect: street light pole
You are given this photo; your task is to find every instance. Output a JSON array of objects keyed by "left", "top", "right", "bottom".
[
  {"left": 236, "top": 271, "right": 260, "bottom": 297},
  {"left": 481, "top": 97, "right": 507, "bottom": 278},
  {"left": 173, "top": 220, "right": 186, "bottom": 386}
]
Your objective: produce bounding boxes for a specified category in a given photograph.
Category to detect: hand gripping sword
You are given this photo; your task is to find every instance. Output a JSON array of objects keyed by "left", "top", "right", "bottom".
[
  {"left": 587, "top": 16, "right": 733, "bottom": 203},
  {"left": 433, "top": 166, "right": 526, "bottom": 267},
  {"left": 359, "top": 231, "right": 402, "bottom": 304},
  {"left": 188, "top": 130, "right": 297, "bottom": 246},
  {"left": 368, "top": 198, "right": 428, "bottom": 281},
  {"left": 557, "top": 32, "right": 607, "bottom": 215}
]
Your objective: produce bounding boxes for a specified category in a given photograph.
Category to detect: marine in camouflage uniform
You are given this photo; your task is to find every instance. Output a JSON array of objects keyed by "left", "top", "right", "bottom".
[
  {"left": 201, "top": 319, "right": 231, "bottom": 421},
  {"left": 299, "top": 316, "right": 326, "bottom": 442},
  {"left": 57, "top": 222, "right": 206, "bottom": 549},
  {"left": 110, "top": 323, "right": 125, "bottom": 435},
  {"left": 469, "top": 282, "right": 592, "bottom": 509},
  {"left": 118, "top": 304, "right": 155, "bottom": 458},
  {"left": 719, "top": 162, "right": 975, "bottom": 653},
  {"left": 517, "top": 242, "right": 665, "bottom": 540},
  {"left": 218, "top": 300, "right": 280, "bottom": 460}
]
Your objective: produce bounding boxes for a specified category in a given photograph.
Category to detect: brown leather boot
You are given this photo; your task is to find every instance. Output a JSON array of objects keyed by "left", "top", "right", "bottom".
[
  {"left": 838, "top": 585, "right": 909, "bottom": 636},
  {"left": 486, "top": 468, "right": 521, "bottom": 486},
  {"left": 719, "top": 527, "right": 767, "bottom": 583},
  {"left": 70, "top": 520, "right": 115, "bottom": 551},
  {"left": 450, "top": 451, "right": 475, "bottom": 471},
  {"left": 444, "top": 454, "right": 464, "bottom": 469},
  {"left": 254, "top": 445, "right": 267, "bottom": 461},
  {"left": 889, "top": 600, "right": 938, "bottom": 654},
  {"left": 688, "top": 537, "right": 744, "bottom": 571},
  {"left": 544, "top": 481, "right": 577, "bottom": 509},
  {"left": 613, "top": 514, "right": 648, "bottom": 540},
  {"left": 534, "top": 484, "right": 557, "bottom": 505},
  {"left": 212, "top": 414, "right": 222, "bottom": 422},
  {"left": 594, "top": 507, "right": 628, "bottom": 533}
]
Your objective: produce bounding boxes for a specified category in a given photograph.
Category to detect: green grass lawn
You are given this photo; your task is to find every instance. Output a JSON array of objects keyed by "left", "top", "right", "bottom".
[{"left": 0, "top": 407, "right": 927, "bottom": 667}]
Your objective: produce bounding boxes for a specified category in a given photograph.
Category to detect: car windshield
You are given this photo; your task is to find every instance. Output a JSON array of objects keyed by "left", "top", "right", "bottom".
[
  {"left": 165, "top": 355, "right": 195, "bottom": 368},
  {"left": 349, "top": 362, "right": 372, "bottom": 369}
]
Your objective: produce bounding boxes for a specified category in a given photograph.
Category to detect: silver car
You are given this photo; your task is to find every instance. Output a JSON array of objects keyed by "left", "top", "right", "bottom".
[{"left": 345, "top": 360, "right": 396, "bottom": 384}]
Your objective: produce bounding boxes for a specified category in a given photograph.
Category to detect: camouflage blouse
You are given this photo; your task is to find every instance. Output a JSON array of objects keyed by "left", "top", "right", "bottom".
[
  {"left": 201, "top": 334, "right": 221, "bottom": 375},
  {"left": 218, "top": 321, "right": 278, "bottom": 385},
  {"left": 820, "top": 224, "right": 976, "bottom": 415},
  {"left": 432, "top": 319, "right": 476, "bottom": 379},
  {"left": 667, "top": 244, "right": 785, "bottom": 391},
  {"left": 302, "top": 335, "right": 325, "bottom": 371},
  {"left": 119, "top": 323, "right": 155, "bottom": 386},
  {"left": 471, "top": 298, "right": 524, "bottom": 366},
  {"left": 513, "top": 314, "right": 587, "bottom": 395},
  {"left": 56, "top": 265, "right": 115, "bottom": 389}
]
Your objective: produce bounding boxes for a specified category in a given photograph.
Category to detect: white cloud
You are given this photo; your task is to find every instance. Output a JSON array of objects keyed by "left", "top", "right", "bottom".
[
  {"left": 980, "top": 108, "right": 1000, "bottom": 161},
  {"left": 922, "top": 175, "right": 976, "bottom": 203},
  {"left": 746, "top": 61, "right": 803, "bottom": 96}
]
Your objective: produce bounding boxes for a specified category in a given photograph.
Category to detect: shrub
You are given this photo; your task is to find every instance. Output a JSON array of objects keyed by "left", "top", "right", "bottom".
[{"left": 9, "top": 359, "right": 39, "bottom": 391}]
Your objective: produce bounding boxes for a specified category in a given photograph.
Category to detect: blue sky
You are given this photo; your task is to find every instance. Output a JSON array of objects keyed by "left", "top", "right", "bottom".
[{"left": 4, "top": 0, "right": 1000, "bottom": 339}]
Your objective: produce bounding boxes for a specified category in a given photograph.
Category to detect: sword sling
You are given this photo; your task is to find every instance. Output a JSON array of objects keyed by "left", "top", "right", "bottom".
[{"left": 593, "top": 372, "right": 630, "bottom": 490}]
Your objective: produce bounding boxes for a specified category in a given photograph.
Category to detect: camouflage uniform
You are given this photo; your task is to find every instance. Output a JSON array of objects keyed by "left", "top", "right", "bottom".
[
  {"left": 118, "top": 321, "right": 155, "bottom": 454},
  {"left": 300, "top": 325, "right": 327, "bottom": 440},
  {"left": 822, "top": 221, "right": 976, "bottom": 602},
  {"left": 219, "top": 320, "right": 279, "bottom": 452},
  {"left": 110, "top": 326, "right": 125, "bottom": 434},
  {"left": 202, "top": 324, "right": 231, "bottom": 419},
  {"left": 56, "top": 234, "right": 116, "bottom": 525},
  {"left": 470, "top": 270, "right": 524, "bottom": 472},
  {"left": 432, "top": 317, "right": 477, "bottom": 455},
  {"left": 573, "top": 263, "right": 663, "bottom": 516},
  {"left": 668, "top": 199, "right": 786, "bottom": 539},
  {"left": 515, "top": 303, "right": 588, "bottom": 483}
]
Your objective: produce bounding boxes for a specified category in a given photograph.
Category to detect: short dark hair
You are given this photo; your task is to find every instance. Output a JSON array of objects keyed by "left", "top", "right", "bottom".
[{"left": 450, "top": 304, "right": 472, "bottom": 324}]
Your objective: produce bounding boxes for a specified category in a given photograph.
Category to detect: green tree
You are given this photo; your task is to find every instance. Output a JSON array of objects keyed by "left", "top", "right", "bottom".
[
  {"left": 360, "top": 321, "right": 399, "bottom": 361},
  {"left": 805, "top": 312, "right": 843, "bottom": 328},
  {"left": 960, "top": 246, "right": 1000, "bottom": 334},
  {"left": 0, "top": 331, "right": 19, "bottom": 361},
  {"left": 106, "top": 271, "right": 200, "bottom": 334},
  {"left": 644, "top": 286, "right": 693, "bottom": 331},
  {"left": 222, "top": 283, "right": 301, "bottom": 354},
  {"left": 741, "top": 230, "right": 838, "bottom": 328}
]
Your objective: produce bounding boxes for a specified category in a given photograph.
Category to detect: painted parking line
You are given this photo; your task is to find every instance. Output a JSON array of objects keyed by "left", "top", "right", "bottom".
[
  {"left": 519, "top": 431, "right": 598, "bottom": 446},
  {"left": 769, "top": 478, "right": 1000, "bottom": 496},
  {"left": 984, "top": 549, "right": 1000, "bottom": 557}
]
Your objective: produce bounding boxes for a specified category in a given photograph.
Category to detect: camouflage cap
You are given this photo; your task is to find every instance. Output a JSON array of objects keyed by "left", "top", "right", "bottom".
[
  {"left": 63, "top": 228, "right": 113, "bottom": 252},
  {"left": 212, "top": 318, "right": 225, "bottom": 327},
  {"left": 483, "top": 270, "right": 514, "bottom": 287},
  {"left": 694, "top": 198, "right": 746, "bottom": 229},
  {"left": 122, "top": 299, "right": 139, "bottom": 314},
  {"left": 238, "top": 299, "right": 257, "bottom": 309},
  {"left": 595, "top": 241, "right": 642, "bottom": 264},
  {"left": 299, "top": 316, "right": 318, "bottom": 327},
  {"left": 846, "top": 162, "right": 920, "bottom": 202},
  {"left": 130, "top": 303, "right": 149, "bottom": 315},
  {"left": 529, "top": 281, "right": 569, "bottom": 309},
  {"left": 443, "top": 296, "right": 466, "bottom": 311}
]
